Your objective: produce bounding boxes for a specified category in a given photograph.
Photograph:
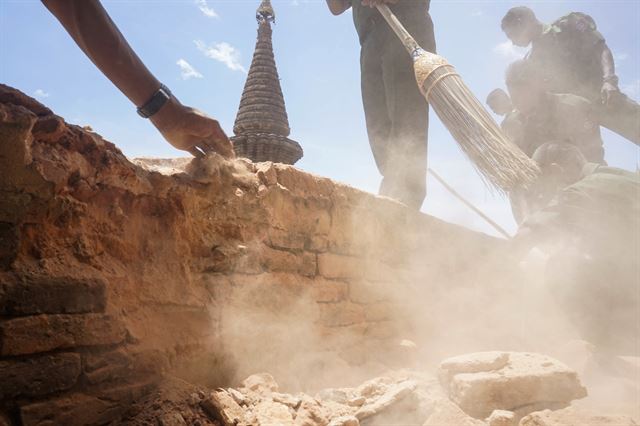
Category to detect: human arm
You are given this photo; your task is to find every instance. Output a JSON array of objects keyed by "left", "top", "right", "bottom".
[
  {"left": 41, "top": 0, "right": 233, "bottom": 158},
  {"left": 326, "top": 0, "right": 351, "bottom": 15},
  {"left": 600, "top": 45, "right": 620, "bottom": 105}
]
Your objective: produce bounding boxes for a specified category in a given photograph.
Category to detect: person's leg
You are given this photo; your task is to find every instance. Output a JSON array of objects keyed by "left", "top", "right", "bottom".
[
  {"left": 380, "top": 29, "right": 430, "bottom": 209},
  {"left": 360, "top": 32, "right": 392, "bottom": 189},
  {"left": 598, "top": 94, "right": 640, "bottom": 146}
]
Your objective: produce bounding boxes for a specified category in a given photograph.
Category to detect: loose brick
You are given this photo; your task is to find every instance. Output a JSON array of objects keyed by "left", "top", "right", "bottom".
[
  {"left": 317, "top": 253, "right": 364, "bottom": 280},
  {"left": 0, "top": 353, "right": 81, "bottom": 399},
  {"left": 311, "top": 279, "right": 348, "bottom": 303},
  {"left": 0, "top": 313, "right": 126, "bottom": 356},
  {"left": 0, "top": 275, "right": 106, "bottom": 315}
]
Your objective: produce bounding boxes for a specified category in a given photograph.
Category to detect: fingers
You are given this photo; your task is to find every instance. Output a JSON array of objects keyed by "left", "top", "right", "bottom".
[{"left": 188, "top": 146, "right": 206, "bottom": 158}]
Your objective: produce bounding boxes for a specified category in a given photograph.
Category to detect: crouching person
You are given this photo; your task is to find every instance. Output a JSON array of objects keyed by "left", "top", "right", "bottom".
[{"left": 514, "top": 143, "right": 639, "bottom": 369}]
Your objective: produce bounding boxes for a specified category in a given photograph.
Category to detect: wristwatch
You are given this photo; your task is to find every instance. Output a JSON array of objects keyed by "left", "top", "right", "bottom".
[{"left": 137, "top": 84, "right": 172, "bottom": 118}]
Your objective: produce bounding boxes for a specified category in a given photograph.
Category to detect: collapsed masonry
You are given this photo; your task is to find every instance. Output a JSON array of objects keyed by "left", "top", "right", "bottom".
[{"left": 0, "top": 85, "right": 637, "bottom": 425}]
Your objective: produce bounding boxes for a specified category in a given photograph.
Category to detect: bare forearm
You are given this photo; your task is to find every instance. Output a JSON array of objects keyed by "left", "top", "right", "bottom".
[
  {"left": 326, "top": 0, "right": 351, "bottom": 15},
  {"left": 42, "top": 0, "right": 160, "bottom": 107}
]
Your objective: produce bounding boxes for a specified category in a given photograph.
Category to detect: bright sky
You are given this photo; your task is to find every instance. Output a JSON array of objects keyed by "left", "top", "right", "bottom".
[{"left": 1, "top": 0, "right": 639, "bottom": 237}]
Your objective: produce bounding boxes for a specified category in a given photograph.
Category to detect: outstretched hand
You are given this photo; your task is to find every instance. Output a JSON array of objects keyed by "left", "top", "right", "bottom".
[
  {"left": 150, "top": 97, "right": 235, "bottom": 158},
  {"left": 361, "top": 0, "right": 399, "bottom": 7}
]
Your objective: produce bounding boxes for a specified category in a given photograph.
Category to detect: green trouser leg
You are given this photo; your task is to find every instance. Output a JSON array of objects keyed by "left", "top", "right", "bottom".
[
  {"left": 359, "top": 16, "right": 435, "bottom": 210},
  {"left": 597, "top": 93, "right": 640, "bottom": 146}
]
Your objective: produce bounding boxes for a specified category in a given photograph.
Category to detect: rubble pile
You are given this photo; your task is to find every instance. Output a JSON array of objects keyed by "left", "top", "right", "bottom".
[{"left": 122, "top": 352, "right": 637, "bottom": 426}]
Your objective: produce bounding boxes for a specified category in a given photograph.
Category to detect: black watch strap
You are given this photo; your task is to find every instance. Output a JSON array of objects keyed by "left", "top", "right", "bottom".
[{"left": 137, "top": 84, "right": 172, "bottom": 118}]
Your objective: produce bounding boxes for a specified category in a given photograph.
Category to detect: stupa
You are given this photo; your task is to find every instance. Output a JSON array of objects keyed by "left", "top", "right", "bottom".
[{"left": 231, "top": 0, "right": 303, "bottom": 164}]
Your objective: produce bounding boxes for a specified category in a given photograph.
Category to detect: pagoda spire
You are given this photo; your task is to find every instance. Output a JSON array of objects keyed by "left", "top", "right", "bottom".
[{"left": 231, "top": 0, "right": 303, "bottom": 165}]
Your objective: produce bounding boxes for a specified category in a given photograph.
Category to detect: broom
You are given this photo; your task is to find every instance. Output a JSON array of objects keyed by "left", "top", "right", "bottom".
[{"left": 376, "top": 4, "right": 539, "bottom": 193}]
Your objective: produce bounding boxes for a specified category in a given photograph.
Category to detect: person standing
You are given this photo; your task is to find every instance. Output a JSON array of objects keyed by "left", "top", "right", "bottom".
[{"left": 327, "top": 0, "right": 436, "bottom": 209}]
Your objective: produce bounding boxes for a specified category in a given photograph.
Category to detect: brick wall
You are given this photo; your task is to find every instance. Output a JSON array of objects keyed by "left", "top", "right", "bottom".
[{"left": 0, "top": 85, "right": 518, "bottom": 425}]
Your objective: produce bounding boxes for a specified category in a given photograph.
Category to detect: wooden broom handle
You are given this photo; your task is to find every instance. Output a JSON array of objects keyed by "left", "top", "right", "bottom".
[{"left": 376, "top": 4, "right": 420, "bottom": 56}]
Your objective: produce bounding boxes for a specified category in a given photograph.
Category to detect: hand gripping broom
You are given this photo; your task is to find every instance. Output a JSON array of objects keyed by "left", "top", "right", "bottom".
[{"left": 376, "top": 4, "right": 539, "bottom": 193}]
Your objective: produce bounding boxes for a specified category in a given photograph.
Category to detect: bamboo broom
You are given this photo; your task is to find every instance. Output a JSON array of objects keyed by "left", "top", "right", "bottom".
[{"left": 376, "top": 4, "right": 539, "bottom": 193}]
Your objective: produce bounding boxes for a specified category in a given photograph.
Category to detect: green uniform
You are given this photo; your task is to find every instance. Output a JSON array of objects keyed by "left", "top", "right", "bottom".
[
  {"left": 352, "top": 0, "right": 436, "bottom": 209},
  {"left": 522, "top": 164, "right": 640, "bottom": 356},
  {"left": 518, "top": 93, "right": 605, "bottom": 164},
  {"left": 529, "top": 12, "right": 640, "bottom": 145}
]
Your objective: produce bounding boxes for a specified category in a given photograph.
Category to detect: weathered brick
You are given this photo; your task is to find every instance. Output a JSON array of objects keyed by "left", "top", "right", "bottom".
[
  {"left": 307, "top": 235, "right": 328, "bottom": 252},
  {"left": 349, "top": 280, "right": 390, "bottom": 304},
  {"left": 0, "top": 275, "right": 106, "bottom": 315},
  {"left": 267, "top": 228, "right": 305, "bottom": 251},
  {"left": 364, "top": 303, "right": 395, "bottom": 322},
  {"left": 19, "top": 381, "right": 156, "bottom": 426},
  {"left": 317, "top": 253, "right": 364, "bottom": 280},
  {"left": 301, "top": 252, "right": 317, "bottom": 277},
  {"left": 229, "top": 273, "right": 313, "bottom": 311},
  {"left": 260, "top": 246, "right": 302, "bottom": 273},
  {"left": 318, "top": 302, "right": 366, "bottom": 327},
  {"left": 0, "top": 353, "right": 81, "bottom": 399},
  {"left": 0, "top": 313, "right": 126, "bottom": 356},
  {"left": 83, "top": 349, "right": 133, "bottom": 385},
  {"left": 311, "top": 279, "right": 348, "bottom": 303}
]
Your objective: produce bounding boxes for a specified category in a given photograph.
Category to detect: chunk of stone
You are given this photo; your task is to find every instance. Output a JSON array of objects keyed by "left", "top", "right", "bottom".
[
  {"left": 295, "top": 396, "right": 328, "bottom": 426},
  {"left": 256, "top": 162, "right": 278, "bottom": 186},
  {"left": 158, "top": 413, "right": 187, "bottom": 426},
  {"left": 355, "top": 380, "right": 417, "bottom": 420},
  {"left": 487, "top": 410, "right": 515, "bottom": 426},
  {"left": 439, "top": 352, "right": 587, "bottom": 419},
  {"left": 347, "top": 396, "right": 366, "bottom": 407},
  {"left": 201, "top": 390, "right": 246, "bottom": 426},
  {"left": 254, "top": 400, "right": 294, "bottom": 425},
  {"left": 519, "top": 407, "right": 639, "bottom": 426},
  {"left": 423, "top": 399, "right": 486, "bottom": 426},
  {"left": 227, "top": 387, "right": 247, "bottom": 406},
  {"left": 356, "top": 376, "right": 392, "bottom": 399},
  {"left": 328, "top": 415, "right": 360, "bottom": 426},
  {"left": 439, "top": 352, "right": 510, "bottom": 384},
  {"left": 241, "top": 373, "right": 279, "bottom": 394},
  {"left": 316, "top": 388, "right": 350, "bottom": 404},
  {"left": 273, "top": 392, "right": 301, "bottom": 409}
]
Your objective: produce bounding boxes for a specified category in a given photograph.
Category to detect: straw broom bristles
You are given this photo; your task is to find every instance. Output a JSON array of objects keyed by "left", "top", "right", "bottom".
[{"left": 377, "top": 5, "right": 539, "bottom": 193}]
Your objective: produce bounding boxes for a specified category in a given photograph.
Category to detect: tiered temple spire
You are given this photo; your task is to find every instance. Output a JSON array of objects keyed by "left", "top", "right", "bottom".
[{"left": 231, "top": 0, "right": 303, "bottom": 165}]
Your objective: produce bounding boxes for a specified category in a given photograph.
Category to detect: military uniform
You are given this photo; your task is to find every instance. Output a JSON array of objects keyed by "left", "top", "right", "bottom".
[
  {"left": 352, "top": 0, "right": 436, "bottom": 209},
  {"left": 518, "top": 93, "right": 605, "bottom": 164},
  {"left": 521, "top": 164, "right": 640, "bottom": 356},
  {"left": 529, "top": 12, "right": 640, "bottom": 145}
]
